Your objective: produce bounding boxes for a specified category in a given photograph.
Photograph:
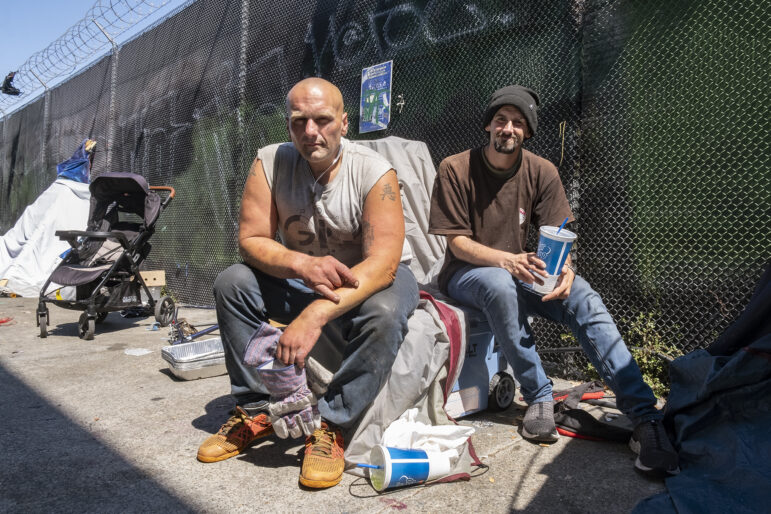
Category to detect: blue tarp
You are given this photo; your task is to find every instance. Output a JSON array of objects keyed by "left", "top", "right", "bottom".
[{"left": 56, "top": 139, "right": 92, "bottom": 184}]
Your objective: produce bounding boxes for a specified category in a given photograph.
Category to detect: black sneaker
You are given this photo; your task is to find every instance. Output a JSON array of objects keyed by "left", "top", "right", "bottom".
[
  {"left": 629, "top": 419, "right": 680, "bottom": 476},
  {"left": 522, "top": 400, "right": 560, "bottom": 443}
]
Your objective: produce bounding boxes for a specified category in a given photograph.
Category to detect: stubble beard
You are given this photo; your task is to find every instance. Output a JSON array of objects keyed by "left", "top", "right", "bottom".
[{"left": 493, "top": 134, "right": 522, "bottom": 154}]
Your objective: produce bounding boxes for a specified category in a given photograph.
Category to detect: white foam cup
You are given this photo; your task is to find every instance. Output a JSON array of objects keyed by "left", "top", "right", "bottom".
[
  {"left": 368, "top": 445, "right": 451, "bottom": 492},
  {"left": 523, "top": 225, "right": 577, "bottom": 295}
]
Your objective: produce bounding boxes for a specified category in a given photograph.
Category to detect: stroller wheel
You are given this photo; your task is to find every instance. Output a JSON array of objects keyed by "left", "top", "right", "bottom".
[
  {"left": 38, "top": 313, "right": 48, "bottom": 338},
  {"left": 78, "top": 312, "right": 95, "bottom": 340},
  {"left": 155, "top": 296, "right": 175, "bottom": 327},
  {"left": 95, "top": 312, "right": 109, "bottom": 324}
]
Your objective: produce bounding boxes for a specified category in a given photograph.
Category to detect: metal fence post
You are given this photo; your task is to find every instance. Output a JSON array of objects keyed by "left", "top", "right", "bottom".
[
  {"left": 238, "top": 0, "right": 249, "bottom": 171},
  {"left": 93, "top": 19, "right": 119, "bottom": 174},
  {"left": 29, "top": 70, "right": 49, "bottom": 190}
]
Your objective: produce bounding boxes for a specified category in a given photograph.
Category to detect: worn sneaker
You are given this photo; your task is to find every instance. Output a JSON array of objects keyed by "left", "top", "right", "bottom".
[
  {"left": 299, "top": 422, "right": 345, "bottom": 488},
  {"left": 629, "top": 419, "right": 680, "bottom": 476},
  {"left": 521, "top": 400, "right": 560, "bottom": 443},
  {"left": 196, "top": 406, "right": 274, "bottom": 463}
]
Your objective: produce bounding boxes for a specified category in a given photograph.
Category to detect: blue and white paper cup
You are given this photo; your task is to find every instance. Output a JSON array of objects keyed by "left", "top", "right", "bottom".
[
  {"left": 523, "top": 225, "right": 577, "bottom": 295},
  {"left": 368, "top": 445, "right": 451, "bottom": 492}
]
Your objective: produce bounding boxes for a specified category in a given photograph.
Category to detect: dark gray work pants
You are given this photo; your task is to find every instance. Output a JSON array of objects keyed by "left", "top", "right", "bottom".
[{"left": 213, "top": 262, "right": 418, "bottom": 429}]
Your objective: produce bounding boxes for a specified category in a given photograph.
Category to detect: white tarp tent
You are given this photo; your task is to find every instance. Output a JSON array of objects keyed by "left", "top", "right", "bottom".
[{"left": 0, "top": 178, "right": 91, "bottom": 297}]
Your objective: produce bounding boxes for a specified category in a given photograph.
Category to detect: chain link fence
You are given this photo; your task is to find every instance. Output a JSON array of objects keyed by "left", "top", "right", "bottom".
[{"left": 1, "top": 0, "right": 768, "bottom": 374}]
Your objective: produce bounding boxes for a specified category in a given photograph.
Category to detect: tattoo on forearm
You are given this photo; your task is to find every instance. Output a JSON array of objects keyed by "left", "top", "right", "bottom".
[
  {"left": 380, "top": 184, "right": 397, "bottom": 201},
  {"left": 362, "top": 219, "right": 374, "bottom": 250}
]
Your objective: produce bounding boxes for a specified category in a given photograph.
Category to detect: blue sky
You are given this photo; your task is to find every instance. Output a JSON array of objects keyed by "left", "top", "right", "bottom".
[
  {"left": 0, "top": 2, "right": 85, "bottom": 75},
  {"left": 0, "top": 1, "right": 189, "bottom": 104}
]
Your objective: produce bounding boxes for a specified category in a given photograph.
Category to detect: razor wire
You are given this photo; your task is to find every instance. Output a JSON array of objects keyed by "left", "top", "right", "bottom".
[{"left": 0, "top": 0, "right": 175, "bottom": 116}]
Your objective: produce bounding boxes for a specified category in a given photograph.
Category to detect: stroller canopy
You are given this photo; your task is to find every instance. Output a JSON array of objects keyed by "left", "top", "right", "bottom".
[{"left": 88, "top": 172, "right": 162, "bottom": 229}]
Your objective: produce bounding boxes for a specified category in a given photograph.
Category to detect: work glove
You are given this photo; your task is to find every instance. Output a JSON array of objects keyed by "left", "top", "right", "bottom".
[
  {"left": 255, "top": 359, "right": 321, "bottom": 439},
  {"left": 242, "top": 321, "right": 333, "bottom": 396},
  {"left": 242, "top": 322, "right": 282, "bottom": 367}
]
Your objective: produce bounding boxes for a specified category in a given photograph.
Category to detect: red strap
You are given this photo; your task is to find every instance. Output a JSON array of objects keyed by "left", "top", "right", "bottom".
[
  {"left": 431, "top": 472, "right": 471, "bottom": 484},
  {"left": 552, "top": 390, "right": 606, "bottom": 402},
  {"left": 520, "top": 390, "right": 607, "bottom": 403},
  {"left": 419, "top": 291, "right": 462, "bottom": 401},
  {"left": 556, "top": 427, "right": 605, "bottom": 441},
  {"left": 418, "top": 291, "right": 484, "bottom": 469},
  {"left": 465, "top": 437, "right": 484, "bottom": 467}
]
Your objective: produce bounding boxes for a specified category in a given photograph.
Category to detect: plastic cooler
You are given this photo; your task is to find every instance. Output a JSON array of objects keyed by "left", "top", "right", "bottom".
[{"left": 445, "top": 307, "right": 517, "bottom": 418}]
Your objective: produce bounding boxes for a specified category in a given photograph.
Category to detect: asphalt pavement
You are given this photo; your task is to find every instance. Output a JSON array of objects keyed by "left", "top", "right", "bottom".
[{"left": 0, "top": 297, "right": 665, "bottom": 513}]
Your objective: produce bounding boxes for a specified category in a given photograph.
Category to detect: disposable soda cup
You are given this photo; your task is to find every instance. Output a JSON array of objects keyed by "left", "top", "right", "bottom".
[
  {"left": 368, "top": 445, "right": 451, "bottom": 492},
  {"left": 523, "top": 225, "right": 577, "bottom": 295}
]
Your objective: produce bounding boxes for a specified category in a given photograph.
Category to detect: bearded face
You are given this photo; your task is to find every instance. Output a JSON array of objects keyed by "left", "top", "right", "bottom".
[{"left": 485, "top": 105, "right": 530, "bottom": 155}]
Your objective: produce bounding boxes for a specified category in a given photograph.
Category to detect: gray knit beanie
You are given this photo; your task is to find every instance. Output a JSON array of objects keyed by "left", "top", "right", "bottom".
[{"left": 482, "top": 85, "right": 540, "bottom": 136}]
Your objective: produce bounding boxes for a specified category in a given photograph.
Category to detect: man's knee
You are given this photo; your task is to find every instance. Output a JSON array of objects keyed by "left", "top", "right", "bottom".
[
  {"left": 482, "top": 271, "right": 520, "bottom": 308},
  {"left": 566, "top": 276, "right": 608, "bottom": 315},
  {"left": 213, "top": 263, "right": 256, "bottom": 301},
  {"left": 362, "top": 294, "right": 408, "bottom": 323},
  {"left": 361, "top": 295, "right": 410, "bottom": 333}
]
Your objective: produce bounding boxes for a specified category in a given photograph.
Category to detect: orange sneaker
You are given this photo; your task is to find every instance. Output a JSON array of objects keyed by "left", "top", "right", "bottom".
[
  {"left": 299, "top": 423, "right": 345, "bottom": 488},
  {"left": 197, "top": 406, "right": 274, "bottom": 463}
]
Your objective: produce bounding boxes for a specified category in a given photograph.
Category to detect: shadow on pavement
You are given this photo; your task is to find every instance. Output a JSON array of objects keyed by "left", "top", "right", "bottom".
[
  {"left": 464, "top": 402, "right": 662, "bottom": 512},
  {"left": 43, "top": 311, "right": 148, "bottom": 339},
  {"left": 0, "top": 363, "right": 194, "bottom": 513}
]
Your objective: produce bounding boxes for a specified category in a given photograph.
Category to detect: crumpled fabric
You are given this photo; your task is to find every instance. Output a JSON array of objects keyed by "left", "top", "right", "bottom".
[
  {"left": 243, "top": 322, "right": 321, "bottom": 439},
  {"left": 382, "top": 408, "right": 475, "bottom": 466},
  {"left": 56, "top": 139, "right": 95, "bottom": 184},
  {"left": 633, "top": 336, "right": 771, "bottom": 514},
  {"left": 242, "top": 322, "right": 281, "bottom": 367}
]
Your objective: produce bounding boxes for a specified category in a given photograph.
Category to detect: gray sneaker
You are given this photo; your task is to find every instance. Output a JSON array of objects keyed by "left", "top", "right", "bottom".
[
  {"left": 522, "top": 400, "right": 559, "bottom": 443},
  {"left": 629, "top": 419, "right": 680, "bottom": 476}
]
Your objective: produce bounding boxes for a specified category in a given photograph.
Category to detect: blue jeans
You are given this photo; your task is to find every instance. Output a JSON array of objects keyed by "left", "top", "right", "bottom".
[
  {"left": 447, "top": 265, "right": 660, "bottom": 425},
  {"left": 213, "top": 262, "right": 419, "bottom": 429}
]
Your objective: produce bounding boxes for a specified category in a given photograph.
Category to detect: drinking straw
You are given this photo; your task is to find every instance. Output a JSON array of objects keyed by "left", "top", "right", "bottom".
[
  {"left": 356, "top": 463, "right": 382, "bottom": 469},
  {"left": 556, "top": 217, "right": 569, "bottom": 234}
]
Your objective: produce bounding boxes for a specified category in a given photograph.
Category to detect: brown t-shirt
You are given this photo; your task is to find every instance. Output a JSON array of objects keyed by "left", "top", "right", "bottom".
[{"left": 429, "top": 147, "right": 574, "bottom": 293}]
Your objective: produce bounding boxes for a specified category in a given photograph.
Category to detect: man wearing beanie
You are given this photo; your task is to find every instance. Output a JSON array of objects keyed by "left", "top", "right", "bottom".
[{"left": 428, "top": 85, "right": 679, "bottom": 477}]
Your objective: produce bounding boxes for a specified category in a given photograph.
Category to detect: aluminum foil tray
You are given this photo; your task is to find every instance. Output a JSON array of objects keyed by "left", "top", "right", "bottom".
[{"left": 161, "top": 337, "right": 227, "bottom": 380}]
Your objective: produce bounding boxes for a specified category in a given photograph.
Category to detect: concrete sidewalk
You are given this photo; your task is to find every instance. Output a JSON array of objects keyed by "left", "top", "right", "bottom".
[{"left": 0, "top": 297, "right": 664, "bottom": 513}]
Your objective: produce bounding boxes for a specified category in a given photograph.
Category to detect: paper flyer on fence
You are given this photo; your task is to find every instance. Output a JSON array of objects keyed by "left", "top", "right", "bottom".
[{"left": 359, "top": 61, "right": 392, "bottom": 133}]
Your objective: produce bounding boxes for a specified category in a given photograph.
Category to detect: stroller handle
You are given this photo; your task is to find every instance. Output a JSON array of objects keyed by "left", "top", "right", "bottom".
[
  {"left": 150, "top": 186, "right": 175, "bottom": 208},
  {"left": 55, "top": 230, "right": 130, "bottom": 249}
]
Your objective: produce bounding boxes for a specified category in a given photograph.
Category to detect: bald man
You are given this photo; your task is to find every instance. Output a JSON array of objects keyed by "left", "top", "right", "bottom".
[{"left": 196, "top": 78, "right": 418, "bottom": 489}]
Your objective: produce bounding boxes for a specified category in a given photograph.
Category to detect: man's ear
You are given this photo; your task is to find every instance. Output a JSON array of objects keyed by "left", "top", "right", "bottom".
[
  {"left": 484, "top": 122, "right": 491, "bottom": 134},
  {"left": 341, "top": 111, "right": 349, "bottom": 136}
]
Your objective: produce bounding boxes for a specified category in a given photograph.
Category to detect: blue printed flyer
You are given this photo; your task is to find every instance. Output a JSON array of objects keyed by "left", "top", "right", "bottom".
[{"left": 359, "top": 61, "right": 392, "bottom": 133}]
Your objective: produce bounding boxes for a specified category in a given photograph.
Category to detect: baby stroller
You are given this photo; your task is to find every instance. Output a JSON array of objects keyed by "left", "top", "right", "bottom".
[{"left": 37, "top": 172, "right": 175, "bottom": 340}]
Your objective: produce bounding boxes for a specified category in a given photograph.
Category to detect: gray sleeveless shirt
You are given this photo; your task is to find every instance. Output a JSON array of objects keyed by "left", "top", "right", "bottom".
[{"left": 258, "top": 138, "right": 412, "bottom": 268}]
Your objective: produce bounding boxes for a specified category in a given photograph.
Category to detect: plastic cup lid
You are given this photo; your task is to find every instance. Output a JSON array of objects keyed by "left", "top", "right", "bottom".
[{"left": 540, "top": 225, "right": 577, "bottom": 242}]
